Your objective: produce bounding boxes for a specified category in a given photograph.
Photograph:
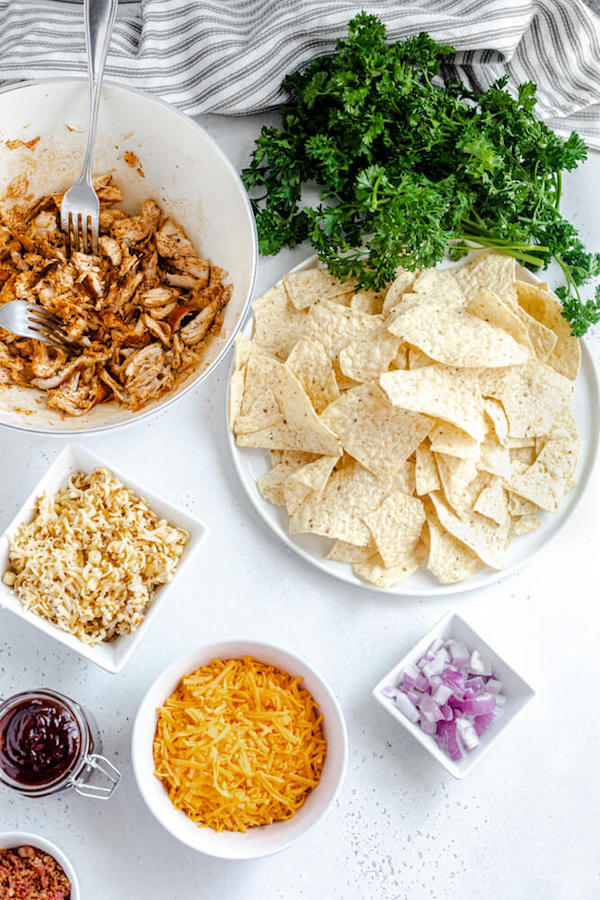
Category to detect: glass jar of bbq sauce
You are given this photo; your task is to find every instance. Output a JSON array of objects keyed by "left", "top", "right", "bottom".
[{"left": 0, "top": 689, "right": 120, "bottom": 799}]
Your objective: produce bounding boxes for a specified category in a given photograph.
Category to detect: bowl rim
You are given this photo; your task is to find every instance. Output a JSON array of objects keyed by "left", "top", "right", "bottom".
[
  {"left": 0, "top": 830, "right": 81, "bottom": 898},
  {"left": 131, "top": 638, "right": 349, "bottom": 858},
  {"left": 0, "top": 76, "right": 258, "bottom": 437}
]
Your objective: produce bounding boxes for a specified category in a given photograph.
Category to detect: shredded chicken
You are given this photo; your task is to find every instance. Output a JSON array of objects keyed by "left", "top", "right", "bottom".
[{"left": 0, "top": 174, "right": 232, "bottom": 413}]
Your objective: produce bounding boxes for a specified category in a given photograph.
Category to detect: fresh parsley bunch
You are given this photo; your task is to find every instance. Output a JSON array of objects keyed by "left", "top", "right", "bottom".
[{"left": 243, "top": 12, "right": 600, "bottom": 336}]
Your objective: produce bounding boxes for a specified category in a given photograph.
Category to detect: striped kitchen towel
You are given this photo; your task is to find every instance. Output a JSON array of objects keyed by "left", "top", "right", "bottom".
[{"left": 0, "top": 0, "right": 599, "bottom": 147}]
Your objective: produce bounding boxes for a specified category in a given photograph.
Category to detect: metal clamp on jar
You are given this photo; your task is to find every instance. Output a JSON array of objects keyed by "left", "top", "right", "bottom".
[{"left": 0, "top": 689, "right": 120, "bottom": 799}]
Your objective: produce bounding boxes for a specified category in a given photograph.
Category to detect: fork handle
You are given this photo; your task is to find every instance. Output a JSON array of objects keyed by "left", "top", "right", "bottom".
[{"left": 81, "top": 0, "right": 119, "bottom": 182}]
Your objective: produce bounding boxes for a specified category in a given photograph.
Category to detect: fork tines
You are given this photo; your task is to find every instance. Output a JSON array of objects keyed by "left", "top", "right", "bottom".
[{"left": 63, "top": 212, "right": 96, "bottom": 256}]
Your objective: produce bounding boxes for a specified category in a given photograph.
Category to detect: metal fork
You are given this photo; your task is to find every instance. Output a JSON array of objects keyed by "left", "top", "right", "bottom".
[
  {"left": 60, "top": 0, "right": 118, "bottom": 256},
  {"left": 0, "top": 301, "right": 79, "bottom": 351}
]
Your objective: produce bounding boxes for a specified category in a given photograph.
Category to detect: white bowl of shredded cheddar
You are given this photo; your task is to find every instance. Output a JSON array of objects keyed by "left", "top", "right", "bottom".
[
  {"left": 0, "top": 79, "right": 257, "bottom": 435},
  {"left": 132, "top": 640, "right": 348, "bottom": 858}
]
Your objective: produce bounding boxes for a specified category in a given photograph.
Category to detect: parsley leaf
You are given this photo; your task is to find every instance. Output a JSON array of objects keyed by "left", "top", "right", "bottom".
[{"left": 243, "top": 12, "right": 598, "bottom": 335}]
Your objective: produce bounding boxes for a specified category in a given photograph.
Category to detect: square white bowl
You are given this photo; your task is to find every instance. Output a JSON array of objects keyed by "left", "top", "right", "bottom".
[
  {"left": 372, "top": 612, "right": 535, "bottom": 778},
  {"left": 0, "top": 443, "right": 207, "bottom": 673}
]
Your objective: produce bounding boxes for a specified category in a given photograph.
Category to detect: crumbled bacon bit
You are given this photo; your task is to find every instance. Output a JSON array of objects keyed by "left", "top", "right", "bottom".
[
  {"left": 0, "top": 845, "right": 71, "bottom": 898},
  {"left": 5, "top": 135, "right": 40, "bottom": 150},
  {"left": 124, "top": 150, "right": 145, "bottom": 178},
  {"left": 0, "top": 174, "right": 232, "bottom": 414},
  {"left": 124, "top": 150, "right": 139, "bottom": 169}
]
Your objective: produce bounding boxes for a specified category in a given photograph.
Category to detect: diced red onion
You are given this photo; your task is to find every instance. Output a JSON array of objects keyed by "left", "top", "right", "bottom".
[
  {"left": 439, "top": 703, "right": 453, "bottom": 721},
  {"left": 447, "top": 639, "right": 469, "bottom": 666},
  {"left": 422, "top": 655, "right": 445, "bottom": 678},
  {"left": 394, "top": 691, "right": 419, "bottom": 723},
  {"left": 473, "top": 710, "right": 498, "bottom": 736},
  {"left": 465, "top": 676, "right": 485, "bottom": 694},
  {"left": 462, "top": 694, "right": 496, "bottom": 717},
  {"left": 381, "top": 685, "right": 399, "bottom": 699},
  {"left": 383, "top": 635, "right": 505, "bottom": 764},
  {"left": 417, "top": 693, "right": 443, "bottom": 723},
  {"left": 414, "top": 673, "right": 429, "bottom": 692},
  {"left": 469, "top": 649, "right": 492, "bottom": 677},
  {"left": 432, "top": 683, "right": 453, "bottom": 705},
  {"left": 456, "top": 717, "right": 480, "bottom": 750},
  {"left": 401, "top": 672, "right": 416, "bottom": 692},
  {"left": 420, "top": 719, "right": 438, "bottom": 735},
  {"left": 428, "top": 638, "right": 445, "bottom": 655}
]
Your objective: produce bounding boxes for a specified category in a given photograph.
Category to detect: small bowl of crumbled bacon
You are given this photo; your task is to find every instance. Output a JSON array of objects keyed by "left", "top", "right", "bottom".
[
  {"left": 0, "top": 80, "right": 257, "bottom": 435},
  {"left": 0, "top": 832, "right": 80, "bottom": 899},
  {"left": 132, "top": 639, "right": 348, "bottom": 858}
]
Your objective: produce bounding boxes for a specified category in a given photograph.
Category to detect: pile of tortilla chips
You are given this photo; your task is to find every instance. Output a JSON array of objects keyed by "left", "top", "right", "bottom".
[{"left": 229, "top": 253, "right": 581, "bottom": 587}]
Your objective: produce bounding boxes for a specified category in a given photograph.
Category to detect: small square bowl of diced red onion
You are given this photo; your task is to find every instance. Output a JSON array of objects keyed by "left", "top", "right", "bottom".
[{"left": 372, "top": 611, "right": 535, "bottom": 778}]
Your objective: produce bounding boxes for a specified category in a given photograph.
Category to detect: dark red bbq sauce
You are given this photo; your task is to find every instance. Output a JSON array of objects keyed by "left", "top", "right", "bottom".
[{"left": 0, "top": 697, "right": 81, "bottom": 786}]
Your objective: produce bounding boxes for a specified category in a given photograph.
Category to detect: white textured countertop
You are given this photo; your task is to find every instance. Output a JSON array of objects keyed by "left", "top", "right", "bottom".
[{"left": 1, "top": 112, "right": 599, "bottom": 900}]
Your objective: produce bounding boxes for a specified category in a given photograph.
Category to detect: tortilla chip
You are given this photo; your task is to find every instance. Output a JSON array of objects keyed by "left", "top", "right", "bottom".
[
  {"left": 382, "top": 269, "right": 418, "bottom": 313},
  {"left": 390, "top": 344, "right": 409, "bottom": 370},
  {"left": 434, "top": 453, "right": 488, "bottom": 517},
  {"left": 412, "top": 268, "right": 465, "bottom": 303},
  {"left": 282, "top": 268, "right": 354, "bottom": 310},
  {"left": 257, "top": 452, "right": 318, "bottom": 506},
  {"left": 289, "top": 459, "right": 409, "bottom": 545},
  {"left": 473, "top": 477, "right": 509, "bottom": 526},
  {"left": 233, "top": 332, "right": 254, "bottom": 371},
  {"left": 286, "top": 338, "right": 339, "bottom": 414},
  {"left": 425, "top": 504, "right": 482, "bottom": 584},
  {"left": 407, "top": 346, "right": 433, "bottom": 369},
  {"left": 380, "top": 365, "right": 486, "bottom": 441},
  {"left": 508, "top": 492, "right": 540, "bottom": 516},
  {"left": 234, "top": 353, "right": 341, "bottom": 455},
  {"left": 338, "top": 329, "right": 401, "bottom": 383},
  {"left": 466, "top": 289, "right": 533, "bottom": 351},
  {"left": 325, "top": 539, "right": 377, "bottom": 564},
  {"left": 363, "top": 491, "right": 426, "bottom": 567},
  {"left": 516, "top": 280, "right": 581, "bottom": 379},
  {"left": 350, "top": 289, "right": 386, "bottom": 315},
  {"left": 509, "top": 514, "right": 542, "bottom": 538},
  {"left": 283, "top": 454, "right": 340, "bottom": 515},
  {"left": 252, "top": 284, "right": 308, "bottom": 359},
  {"left": 483, "top": 397, "right": 510, "bottom": 445},
  {"left": 320, "top": 382, "right": 433, "bottom": 479},
  {"left": 305, "top": 300, "right": 383, "bottom": 361},
  {"left": 510, "top": 303, "right": 557, "bottom": 362},
  {"left": 429, "top": 422, "right": 480, "bottom": 460},
  {"left": 228, "top": 369, "right": 245, "bottom": 430},
  {"left": 235, "top": 352, "right": 280, "bottom": 433},
  {"left": 429, "top": 491, "right": 509, "bottom": 569},
  {"left": 482, "top": 358, "right": 574, "bottom": 439},
  {"left": 478, "top": 435, "right": 511, "bottom": 479},
  {"left": 386, "top": 293, "right": 528, "bottom": 368},
  {"left": 507, "top": 439, "right": 580, "bottom": 513},
  {"left": 453, "top": 252, "right": 517, "bottom": 305},
  {"left": 353, "top": 542, "right": 427, "bottom": 588},
  {"left": 415, "top": 442, "right": 441, "bottom": 495}
]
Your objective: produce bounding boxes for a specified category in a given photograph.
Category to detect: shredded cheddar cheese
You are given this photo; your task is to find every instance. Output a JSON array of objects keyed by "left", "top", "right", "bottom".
[{"left": 153, "top": 656, "right": 328, "bottom": 832}]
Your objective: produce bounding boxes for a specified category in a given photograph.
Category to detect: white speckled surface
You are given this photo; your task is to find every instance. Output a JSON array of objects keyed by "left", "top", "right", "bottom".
[{"left": 1, "top": 113, "right": 599, "bottom": 900}]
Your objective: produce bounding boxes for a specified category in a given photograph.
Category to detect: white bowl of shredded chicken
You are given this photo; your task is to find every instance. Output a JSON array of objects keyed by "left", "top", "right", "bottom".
[
  {"left": 0, "top": 79, "right": 257, "bottom": 434},
  {"left": 0, "top": 443, "right": 207, "bottom": 671}
]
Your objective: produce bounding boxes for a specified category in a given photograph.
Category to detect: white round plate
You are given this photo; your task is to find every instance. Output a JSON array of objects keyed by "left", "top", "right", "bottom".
[{"left": 227, "top": 254, "right": 600, "bottom": 596}]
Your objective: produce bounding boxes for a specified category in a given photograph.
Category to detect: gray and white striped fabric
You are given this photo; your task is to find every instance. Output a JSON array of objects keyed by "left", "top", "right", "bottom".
[{"left": 1, "top": 0, "right": 600, "bottom": 147}]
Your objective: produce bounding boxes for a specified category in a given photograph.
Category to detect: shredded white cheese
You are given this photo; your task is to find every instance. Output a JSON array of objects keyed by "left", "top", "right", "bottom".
[{"left": 3, "top": 468, "right": 188, "bottom": 645}]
